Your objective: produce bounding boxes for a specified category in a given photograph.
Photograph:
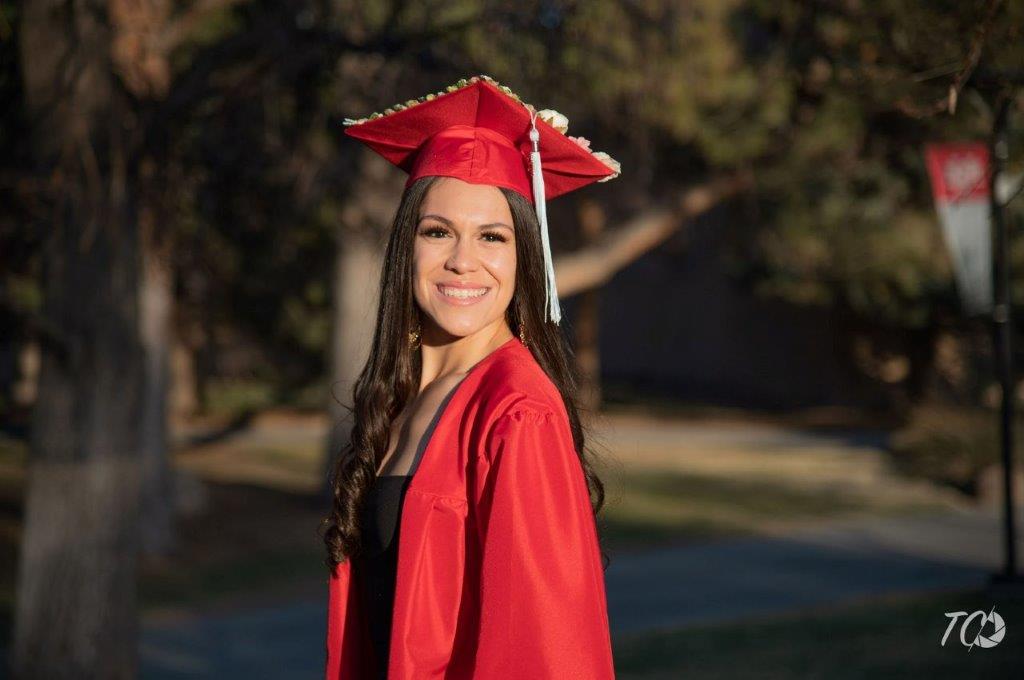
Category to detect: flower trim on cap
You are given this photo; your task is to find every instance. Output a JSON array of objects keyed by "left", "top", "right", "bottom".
[
  {"left": 342, "top": 74, "right": 620, "bottom": 181},
  {"left": 536, "top": 109, "right": 569, "bottom": 134}
]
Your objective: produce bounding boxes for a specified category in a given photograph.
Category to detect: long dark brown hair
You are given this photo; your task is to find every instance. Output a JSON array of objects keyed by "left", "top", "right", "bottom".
[{"left": 321, "top": 175, "right": 607, "bottom": 571}]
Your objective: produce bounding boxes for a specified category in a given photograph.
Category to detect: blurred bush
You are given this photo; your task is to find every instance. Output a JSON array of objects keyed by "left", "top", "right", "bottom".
[{"left": 889, "top": 403, "right": 1024, "bottom": 499}]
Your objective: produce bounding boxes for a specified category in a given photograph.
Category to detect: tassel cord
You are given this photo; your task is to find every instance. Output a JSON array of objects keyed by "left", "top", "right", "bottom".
[{"left": 529, "top": 112, "right": 562, "bottom": 325}]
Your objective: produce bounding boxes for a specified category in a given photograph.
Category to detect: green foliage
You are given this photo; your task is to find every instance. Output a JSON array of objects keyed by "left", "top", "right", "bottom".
[
  {"left": 0, "top": 0, "right": 38, "bottom": 348},
  {"left": 6, "top": 0, "right": 1024, "bottom": 403},
  {"left": 453, "top": 1, "right": 1024, "bottom": 330},
  {"left": 736, "top": 0, "right": 1024, "bottom": 325}
]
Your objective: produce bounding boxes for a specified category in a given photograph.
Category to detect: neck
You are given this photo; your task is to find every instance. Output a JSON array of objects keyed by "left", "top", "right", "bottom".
[{"left": 418, "top": 322, "right": 514, "bottom": 393}]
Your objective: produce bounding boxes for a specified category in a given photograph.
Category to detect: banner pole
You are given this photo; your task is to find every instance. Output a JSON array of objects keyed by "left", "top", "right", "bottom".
[{"left": 989, "top": 95, "right": 1021, "bottom": 586}]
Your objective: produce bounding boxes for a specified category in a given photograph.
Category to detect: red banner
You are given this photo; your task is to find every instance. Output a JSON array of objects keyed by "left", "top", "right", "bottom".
[
  {"left": 925, "top": 143, "right": 990, "bottom": 203},
  {"left": 924, "top": 141, "right": 992, "bottom": 315}
]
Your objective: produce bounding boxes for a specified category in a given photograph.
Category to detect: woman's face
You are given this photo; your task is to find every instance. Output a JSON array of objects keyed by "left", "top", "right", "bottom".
[{"left": 413, "top": 177, "right": 517, "bottom": 342}]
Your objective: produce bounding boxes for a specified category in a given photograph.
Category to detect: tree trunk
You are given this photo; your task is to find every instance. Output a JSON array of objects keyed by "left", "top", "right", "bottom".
[
  {"left": 13, "top": 198, "right": 145, "bottom": 680},
  {"left": 321, "top": 152, "right": 399, "bottom": 500},
  {"left": 323, "top": 231, "right": 383, "bottom": 494},
  {"left": 170, "top": 337, "right": 199, "bottom": 422},
  {"left": 575, "top": 199, "right": 606, "bottom": 413},
  {"left": 13, "top": 0, "right": 145, "bottom": 677},
  {"left": 139, "top": 206, "right": 176, "bottom": 558}
]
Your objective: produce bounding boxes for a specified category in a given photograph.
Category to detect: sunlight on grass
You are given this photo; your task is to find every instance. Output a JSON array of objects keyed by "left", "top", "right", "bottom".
[
  {"left": 599, "top": 469, "right": 863, "bottom": 551},
  {"left": 585, "top": 412, "right": 971, "bottom": 552},
  {"left": 176, "top": 442, "right": 323, "bottom": 494},
  {"left": 203, "top": 379, "right": 278, "bottom": 416}
]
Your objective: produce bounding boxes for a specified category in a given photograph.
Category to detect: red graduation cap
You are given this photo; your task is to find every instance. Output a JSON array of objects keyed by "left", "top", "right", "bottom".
[{"left": 342, "top": 75, "right": 620, "bottom": 325}]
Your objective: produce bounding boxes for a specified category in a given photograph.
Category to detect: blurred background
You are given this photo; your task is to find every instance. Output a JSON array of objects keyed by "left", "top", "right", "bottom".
[{"left": 2, "top": 0, "right": 1024, "bottom": 678}]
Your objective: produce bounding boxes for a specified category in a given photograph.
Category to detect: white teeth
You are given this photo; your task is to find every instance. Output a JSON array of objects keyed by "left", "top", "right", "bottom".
[{"left": 440, "top": 286, "right": 488, "bottom": 298}]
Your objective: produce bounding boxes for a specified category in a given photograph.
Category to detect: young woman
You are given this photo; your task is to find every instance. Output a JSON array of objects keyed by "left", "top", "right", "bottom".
[{"left": 322, "top": 75, "right": 621, "bottom": 679}]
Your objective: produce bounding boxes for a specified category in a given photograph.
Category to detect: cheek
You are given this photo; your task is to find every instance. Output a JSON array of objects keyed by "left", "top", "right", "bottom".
[
  {"left": 483, "top": 248, "right": 516, "bottom": 295},
  {"left": 412, "top": 245, "right": 442, "bottom": 281},
  {"left": 411, "top": 252, "right": 433, "bottom": 307}
]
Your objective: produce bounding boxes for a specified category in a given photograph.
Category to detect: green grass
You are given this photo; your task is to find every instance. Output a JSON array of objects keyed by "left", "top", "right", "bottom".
[
  {"left": 613, "top": 588, "right": 1024, "bottom": 679},
  {"left": 597, "top": 468, "right": 945, "bottom": 553},
  {"left": 202, "top": 378, "right": 278, "bottom": 416},
  {"left": 201, "top": 377, "right": 331, "bottom": 416},
  {"left": 140, "top": 544, "right": 326, "bottom": 613}
]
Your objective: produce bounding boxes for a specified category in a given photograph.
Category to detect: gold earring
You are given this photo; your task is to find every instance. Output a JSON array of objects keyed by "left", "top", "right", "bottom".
[
  {"left": 409, "top": 320, "right": 421, "bottom": 350},
  {"left": 518, "top": 322, "right": 528, "bottom": 346}
]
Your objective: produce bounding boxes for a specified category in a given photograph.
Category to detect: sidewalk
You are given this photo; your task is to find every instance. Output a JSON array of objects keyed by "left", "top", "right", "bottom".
[{"left": 140, "top": 505, "right": 1022, "bottom": 678}]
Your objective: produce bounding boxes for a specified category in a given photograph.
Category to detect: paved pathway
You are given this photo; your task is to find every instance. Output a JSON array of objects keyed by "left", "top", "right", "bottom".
[
  {"left": 139, "top": 505, "right": 1023, "bottom": 678},
  {"left": 604, "top": 506, "right": 1020, "bottom": 635}
]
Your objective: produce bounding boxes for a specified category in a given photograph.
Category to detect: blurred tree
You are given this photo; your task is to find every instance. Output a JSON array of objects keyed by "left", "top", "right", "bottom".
[
  {"left": 13, "top": 0, "right": 148, "bottom": 674},
  {"left": 721, "top": 0, "right": 1024, "bottom": 406},
  {"left": 0, "top": 0, "right": 37, "bottom": 426},
  {"left": 9, "top": 0, "right": 263, "bottom": 673},
  {"left": 451, "top": 0, "right": 1022, "bottom": 409}
]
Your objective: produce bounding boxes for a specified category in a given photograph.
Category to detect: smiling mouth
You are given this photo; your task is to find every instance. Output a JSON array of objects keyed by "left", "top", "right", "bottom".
[{"left": 437, "top": 285, "right": 490, "bottom": 299}]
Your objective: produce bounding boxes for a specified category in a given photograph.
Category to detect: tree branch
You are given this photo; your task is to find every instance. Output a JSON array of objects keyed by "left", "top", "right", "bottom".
[
  {"left": 895, "top": 0, "right": 1003, "bottom": 118},
  {"left": 554, "top": 171, "right": 754, "bottom": 297},
  {"left": 158, "top": 0, "right": 252, "bottom": 53}
]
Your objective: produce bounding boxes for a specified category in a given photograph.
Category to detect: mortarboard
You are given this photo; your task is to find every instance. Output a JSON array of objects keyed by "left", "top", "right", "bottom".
[{"left": 342, "top": 74, "right": 621, "bottom": 325}]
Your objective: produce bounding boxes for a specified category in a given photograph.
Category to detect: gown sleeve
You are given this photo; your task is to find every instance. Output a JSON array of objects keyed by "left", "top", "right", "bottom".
[{"left": 471, "top": 407, "right": 616, "bottom": 679}]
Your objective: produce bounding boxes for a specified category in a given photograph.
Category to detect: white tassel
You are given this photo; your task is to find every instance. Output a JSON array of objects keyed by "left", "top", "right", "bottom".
[{"left": 529, "top": 111, "right": 562, "bottom": 325}]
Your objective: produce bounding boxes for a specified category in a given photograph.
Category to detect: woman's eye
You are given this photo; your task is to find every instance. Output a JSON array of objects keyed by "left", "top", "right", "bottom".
[{"left": 420, "top": 226, "right": 507, "bottom": 243}]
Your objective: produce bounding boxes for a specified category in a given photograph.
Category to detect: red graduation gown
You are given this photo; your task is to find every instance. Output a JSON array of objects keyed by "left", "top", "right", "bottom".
[{"left": 325, "top": 336, "right": 615, "bottom": 679}]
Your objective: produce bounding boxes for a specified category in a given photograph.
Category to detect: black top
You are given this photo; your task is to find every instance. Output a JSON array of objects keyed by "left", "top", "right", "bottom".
[{"left": 356, "top": 474, "right": 414, "bottom": 680}]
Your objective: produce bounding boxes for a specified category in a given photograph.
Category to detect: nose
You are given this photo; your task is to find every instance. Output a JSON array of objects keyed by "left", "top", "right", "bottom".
[{"left": 444, "top": 234, "right": 480, "bottom": 274}]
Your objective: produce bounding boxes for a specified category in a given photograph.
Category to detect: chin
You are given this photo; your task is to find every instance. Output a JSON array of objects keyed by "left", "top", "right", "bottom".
[{"left": 432, "top": 316, "right": 488, "bottom": 339}]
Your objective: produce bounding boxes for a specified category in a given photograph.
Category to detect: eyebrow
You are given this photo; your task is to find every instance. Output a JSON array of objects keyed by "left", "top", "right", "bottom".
[{"left": 419, "top": 214, "right": 514, "bottom": 231}]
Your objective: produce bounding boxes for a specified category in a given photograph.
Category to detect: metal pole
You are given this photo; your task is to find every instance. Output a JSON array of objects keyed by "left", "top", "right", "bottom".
[{"left": 990, "top": 95, "right": 1020, "bottom": 584}]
